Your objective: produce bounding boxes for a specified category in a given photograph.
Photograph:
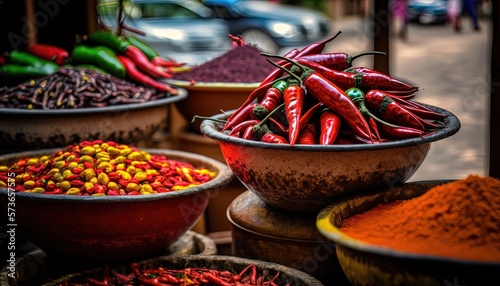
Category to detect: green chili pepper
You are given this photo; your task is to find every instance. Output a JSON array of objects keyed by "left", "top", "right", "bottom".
[
  {"left": 87, "top": 31, "right": 130, "bottom": 54},
  {"left": 0, "top": 64, "right": 55, "bottom": 82},
  {"left": 70, "top": 45, "right": 126, "bottom": 78},
  {"left": 125, "top": 35, "right": 159, "bottom": 61},
  {"left": 7, "top": 51, "right": 59, "bottom": 74}
]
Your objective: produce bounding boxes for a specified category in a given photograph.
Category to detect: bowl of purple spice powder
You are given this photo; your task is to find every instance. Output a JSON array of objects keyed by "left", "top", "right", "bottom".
[{"left": 169, "top": 44, "right": 277, "bottom": 133}]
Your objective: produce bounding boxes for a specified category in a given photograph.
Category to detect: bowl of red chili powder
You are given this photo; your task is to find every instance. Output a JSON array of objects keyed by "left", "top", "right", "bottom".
[
  {"left": 316, "top": 176, "right": 500, "bottom": 286},
  {"left": 169, "top": 44, "right": 276, "bottom": 133},
  {"left": 0, "top": 140, "right": 233, "bottom": 260}
]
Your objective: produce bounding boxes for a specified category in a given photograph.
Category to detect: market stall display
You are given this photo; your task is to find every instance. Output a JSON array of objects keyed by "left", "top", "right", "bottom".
[
  {"left": 316, "top": 178, "right": 500, "bottom": 286},
  {"left": 0, "top": 141, "right": 233, "bottom": 260}
]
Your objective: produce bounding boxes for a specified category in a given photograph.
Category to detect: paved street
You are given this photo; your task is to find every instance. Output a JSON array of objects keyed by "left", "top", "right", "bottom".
[{"left": 327, "top": 16, "right": 490, "bottom": 182}]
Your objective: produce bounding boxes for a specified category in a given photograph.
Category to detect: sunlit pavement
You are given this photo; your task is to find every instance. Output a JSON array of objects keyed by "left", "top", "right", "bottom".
[{"left": 323, "top": 16, "right": 490, "bottom": 181}]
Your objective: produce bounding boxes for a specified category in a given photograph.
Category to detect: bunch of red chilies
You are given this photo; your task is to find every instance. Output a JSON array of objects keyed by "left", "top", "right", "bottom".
[
  {"left": 221, "top": 31, "right": 448, "bottom": 145},
  {"left": 59, "top": 263, "right": 289, "bottom": 286}
]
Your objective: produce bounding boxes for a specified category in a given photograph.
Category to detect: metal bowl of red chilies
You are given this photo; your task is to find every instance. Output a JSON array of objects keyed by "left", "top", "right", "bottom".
[
  {"left": 200, "top": 105, "right": 460, "bottom": 214},
  {"left": 0, "top": 147, "right": 233, "bottom": 260}
]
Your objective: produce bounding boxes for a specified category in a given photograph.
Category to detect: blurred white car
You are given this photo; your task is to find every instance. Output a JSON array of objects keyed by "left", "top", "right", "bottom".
[{"left": 97, "top": 0, "right": 232, "bottom": 65}]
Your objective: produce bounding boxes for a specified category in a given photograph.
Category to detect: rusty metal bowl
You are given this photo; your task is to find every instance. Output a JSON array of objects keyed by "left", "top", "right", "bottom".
[
  {"left": 167, "top": 79, "right": 259, "bottom": 133},
  {"left": 46, "top": 255, "right": 325, "bottom": 286},
  {"left": 316, "top": 180, "right": 500, "bottom": 286},
  {"left": 200, "top": 105, "right": 461, "bottom": 214},
  {"left": 0, "top": 89, "right": 187, "bottom": 150},
  {"left": 0, "top": 148, "right": 233, "bottom": 261}
]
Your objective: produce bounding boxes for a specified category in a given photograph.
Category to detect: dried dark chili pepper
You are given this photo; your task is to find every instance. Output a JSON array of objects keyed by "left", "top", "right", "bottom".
[
  {"left": 263, "top": 54, "right": 373, "bottom": 141},
  {"left": 298, "top": 51, "right": 386, "bottom": 71},
  {"left": 319, "top": 107, "right": 342, "bottom": 145},
  {"left": 364, "top": 89, "right": 425, "bottom": 131},
  {"left": 297, "top": 123, "right": 317, "bottom": 144},
  {"left": 283, "top": 77, "right": 305, "bottom": 145}
]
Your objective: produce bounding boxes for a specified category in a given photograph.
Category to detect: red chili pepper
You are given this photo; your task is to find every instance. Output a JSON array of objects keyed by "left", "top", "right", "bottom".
[
  {"left": 268, "top": 117, "right": 288, "bottom": 136},
  {"left": 386, "top": 95, "right": 448, "bottom": 121},
  {"left": 283, "top": 78, "right": 305, "bottom": 145},
  {"left": 319, "top": 108, "right": 342, "bottom": 145},
  {"left": 252, "top": 79, "right": 289, "bottom": 119},
  {"left": 298, "top": 102, "right": 323, "bottom": 131},
  {"left": 123, "top": 45, "right": 172, "bottom": 78},
  {"left": 117, "top": 55, "right": 178, "bottom": 94},
  {"left": 242, "top": 125, "right": 257, "bottom": 140},
  {"left": 379, "top": 124, "right": 425, "bottom": 140},
  {"left": 0, "top": 56, "right": 6, "bottom": 65},
  {"left": 368, "top": 117, "right": 382, "bottom": 143},
  {"left": 151, "top": 57, "right": 186, "bottom": 68},
  {"left": 264, "top": 55, "right": 373, "bottom": 141},
  {"left": 298, "top": 51, "right": 386, "bottom": 71},
  {"left": 296, "top": 58, "right": 357, "bottom": 91},
  {"left": 228, "top": 119, "right": 260, "bottom": 136},
  {"left": 229, "top": 34, "right": 245, "bottom": 47},
  {"left": 261, "top": 133, "right": 289, "bottom": 144},
  {"left": 364, "top": 89, "right": 425, "bottom": 131},
  {"left": 345, "top": 66, "right": 418, "bottom": 95},
  {"left": 201, "top": 272, "right": 232, "bottom": 286},
  {"left": 258, "top": 31, "right": 342, "bottom": 88},
  {"left": 297, "top": 123, "right": 317, "bottom": 144},
  {"left": 222, "top": 76, "right": 288, "bottom": 131},
  {"left": 27, "top": 43, "right": 69, "bottom": 65}
]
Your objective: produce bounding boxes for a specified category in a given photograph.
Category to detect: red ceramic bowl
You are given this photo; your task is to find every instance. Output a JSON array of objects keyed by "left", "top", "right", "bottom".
[
  {"left": 0, "top": 148, "right": 233, "bottom": 261},
  {"left": 200, "top": 105, "right": 461, "bottom": 214}
]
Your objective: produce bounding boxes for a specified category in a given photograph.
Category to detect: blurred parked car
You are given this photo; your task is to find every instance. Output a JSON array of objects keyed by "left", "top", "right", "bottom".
[
  {"left": 407, "top": 0, "right": 448, "bottom": 25},
  {"left": 201, "top": 0, "right": 332, "bottom": 53},
  {"left": 97, "top": 0, "right": 232, "bottom": 65}
]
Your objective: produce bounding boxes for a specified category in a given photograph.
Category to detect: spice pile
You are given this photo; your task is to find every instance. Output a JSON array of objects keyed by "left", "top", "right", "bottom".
[
  {"left": 219, "top": 31, "right": 449, "bottom": 145},
  {"left": 0, "top": 67, "right": 174, "bottom": 109},
  {"left": 172, "top": 44, "right": 275, "bottom": 83},
  {"left": 63, "top": 263, "right": 290, "bottom": 286},
  {"left": 341, "top": 175, "right": 500, "bottom": 262},
  {"left": 0, "top": 140, "right": 216, "bottom": 195}
]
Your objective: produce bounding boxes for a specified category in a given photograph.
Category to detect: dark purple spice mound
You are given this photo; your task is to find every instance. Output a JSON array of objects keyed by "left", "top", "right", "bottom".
[{"left": 172, "top": 45, "right": 276, "bottom": 83}]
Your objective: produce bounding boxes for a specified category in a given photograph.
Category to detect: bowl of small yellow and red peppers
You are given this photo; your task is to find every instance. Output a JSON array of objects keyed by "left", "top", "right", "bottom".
[
  {"left": 200, "top": 31, "right": 461, "bottom": 214},
  {"left": 0, "top": 140, "right": 233, "bottom": 260}
]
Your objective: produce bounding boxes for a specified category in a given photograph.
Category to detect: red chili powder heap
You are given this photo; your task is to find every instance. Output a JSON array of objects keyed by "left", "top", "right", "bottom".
[
  {"left": 340, "top": 175, "right": 500, "bottom": 262},
  {"left": 172, "top": 44, "right": 275, "bottom": 83}
]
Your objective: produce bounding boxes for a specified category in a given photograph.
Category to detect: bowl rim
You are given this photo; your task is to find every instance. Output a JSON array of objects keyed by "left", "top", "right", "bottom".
[
  {"left": 316, "top": 180, "right": 500, "bottom": 267},
  {"left": 166, "top": 79, "right": 260, "bottom": 91},
  {"left": 200, "top": 103, "right": 461, "bottom": 152},
  {"left": 0, "top": 88, "right": 187, "bottom": 116},
  {"left": 0, "top": 147, "right": 233, "bottom": 203}
]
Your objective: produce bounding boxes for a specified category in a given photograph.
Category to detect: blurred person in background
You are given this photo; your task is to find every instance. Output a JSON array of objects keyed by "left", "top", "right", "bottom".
[
  {"left": 448, "top": 0, "right": 462, "bottom": 32},
  {"left": 392, "top": 0, "right": 408, "bottom": 41},
  {"left": 462, "top": 0, "right": 481, "bottom": 31}
]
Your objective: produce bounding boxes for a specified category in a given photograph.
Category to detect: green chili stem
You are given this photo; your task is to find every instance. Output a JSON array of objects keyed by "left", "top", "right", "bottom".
[{"left": 349, "top": 51, "right": 386, "bottom": 61}]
